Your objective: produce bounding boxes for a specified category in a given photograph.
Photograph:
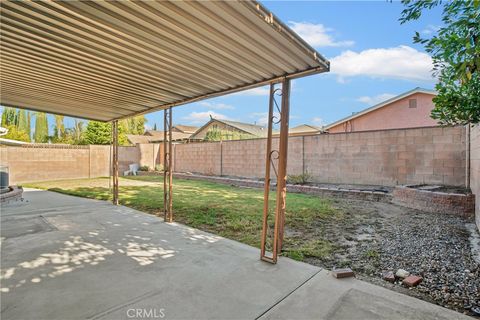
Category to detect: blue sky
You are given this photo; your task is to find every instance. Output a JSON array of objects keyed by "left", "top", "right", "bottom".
[
  {"left": 146, "top": 0, "right": 443, "bottom": 130},
  {"left": 4, "top": 0, "right": 443, "bottom": 132}
]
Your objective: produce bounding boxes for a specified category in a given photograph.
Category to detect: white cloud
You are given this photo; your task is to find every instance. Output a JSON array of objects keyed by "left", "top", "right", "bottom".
[
  {"left": 199, "top": 101, "right": 234, "bottom": 110},
  {"left": 312, "top": 117, "right": 325, "bottom": 126},
  {"left": 421, "top": 24, "right": 440, "bottom": 35},
  {"left": 182, "top": 110, "right": 229, "bottom": 124},
  {"left": 231, "top": 87, "right": 270, "bottom": 96},
  {"left": 356, "top": 93, "right": 396, "bottom": 105},
  {"left": 330, "top": 45, "right": 434, "bottom": 82},
  {"left": 289, "top": 21, "right": 354, "bottom": 48}
]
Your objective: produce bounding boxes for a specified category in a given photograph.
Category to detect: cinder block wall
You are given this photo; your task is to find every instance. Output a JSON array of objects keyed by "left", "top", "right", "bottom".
[
  {"left": 1, "top": 145, "right": 92, "bottom": 184},
  {"left": 174, "top": 141, "right": 221, "bottom": 176},
  {"left": 0, "top": 145, "right": 142, "bottom": 184},
  {"left": 173, "top": 126, "right": 466, "bottom": 186},
  {"left": 0, "top": 126, "right": 466, "bottom": 187},
  {"left": 89, "top": 145, "right": 110, "bottom": 177},
  {"left": 469, "top": 125, "right": 480, "bottom": 230},
  {"left": 136, "top": 143, "right": 162, "bottom": 170},
  {"left": 304, "top": 126, "right": 465, "bottom": 186}
]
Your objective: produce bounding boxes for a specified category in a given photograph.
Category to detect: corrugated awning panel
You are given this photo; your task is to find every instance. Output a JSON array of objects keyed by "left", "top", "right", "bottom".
[{"left": 0, "top": 0, "right": 329, "bottom": 121}]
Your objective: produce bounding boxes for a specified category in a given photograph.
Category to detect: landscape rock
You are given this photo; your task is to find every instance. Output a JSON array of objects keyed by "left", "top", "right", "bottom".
[
  {"left": 332, "top": 268, "right": 355, "bottom": 279},
  {"left": 300, "top": 198, "right": 480, "bottom": 316},
  {"left": 403, "top": 275, "right": 423, "bottom": 287},
  {"left": 395, "top": 269, "right": 410, "bottom": 279},
  {"left": 382, "top": 271, "right": 395, "bottom": 283},
  {"left": 471, "top": 306, "right": 480, "bottom": 317}
]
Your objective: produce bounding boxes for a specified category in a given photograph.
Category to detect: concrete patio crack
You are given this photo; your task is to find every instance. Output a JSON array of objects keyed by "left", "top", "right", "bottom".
[{"left": 254, "top": 268, "right": 322, "bottom": 320}]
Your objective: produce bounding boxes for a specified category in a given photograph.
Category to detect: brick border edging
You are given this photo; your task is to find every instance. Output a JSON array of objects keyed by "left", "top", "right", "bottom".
[
  {"left": 173, "top": 173, "right": 392, "bottom": 202},
  {"left": 392, "top": 185, "right": 475, "bottom": 217},
  {"left": 135, "top": 172, "right": 474, "bottom": 217}
]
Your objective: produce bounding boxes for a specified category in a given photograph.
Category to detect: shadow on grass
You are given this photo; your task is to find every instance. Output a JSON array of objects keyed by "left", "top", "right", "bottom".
[{"left": 41, "top": 178, "right": 342, "bottom": 262}]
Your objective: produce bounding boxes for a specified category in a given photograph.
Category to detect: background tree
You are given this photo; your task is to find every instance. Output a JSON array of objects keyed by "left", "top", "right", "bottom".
[
  {"left": 204, "top": 128, "right": 223, "bottom": 141},
  {"left": 17, "top": 109, "right": 30, "bottom": 136},
  {"left": 1, "top": 107, "right": 146, "bottom": 145},
  {"left": 122, "top": 116, "right": 146, "bottom": 135},
  {"left": 2, "top": 125, "right": 30, "bottom": 142},
  {"left": 33, "top": 112, "right": 49, "bottom": 143},
  {"left": 72, "top": 120, "right": 85, "bottom": 144},
  {"left": 84, "top": 121, "right": 128, "bottom": 145},
  {"left": 204, "top": 128, "right": 254, "bottom": 141},
  {"left": 1, "top": 107, "right": 18, "bottom": 127},
  {"left": 27, "top": 112, "right": 31, "bottom": 137},
  {"left": 400, "top": 0, "right": 480, "bottom": 125},
  {"left": 0, "top": 108, "right": 30, "bottom": 142},
  {"left": 53, "top": 115, "right": 65, "bottom": 140}
]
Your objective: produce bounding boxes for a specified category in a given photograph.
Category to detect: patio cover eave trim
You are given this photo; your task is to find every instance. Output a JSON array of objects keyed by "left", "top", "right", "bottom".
[{"left": 113, "top": 65, "right": 328, "bottom": 122}]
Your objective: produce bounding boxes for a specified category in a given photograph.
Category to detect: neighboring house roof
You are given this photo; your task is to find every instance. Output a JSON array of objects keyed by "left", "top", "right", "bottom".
[
  {"left": 288, "top": 124, "right": 323, "bottom": 135},
  {"left": 144, "top": 130, "right": 164, "bottom": 138},
  {"left": 323, "top": 87, "right": 437, "bottom": 130},
  {"left": 173, "top": 125, "right": 198, "bottom": 134},
  {"left": 149, "top": 132, "right": 193, "bottom": 142},
  {"left": 126, "top": 134, "right": 152, "bottom": 145},
  {"left": 220, "top": 119, "right": 272, "bottom": 137},
  {"left": 191, "top": 118, "right": 274, "bottom": 139},
  {"left": 127, "top": 131, "right": 194, "bottom": 144}
]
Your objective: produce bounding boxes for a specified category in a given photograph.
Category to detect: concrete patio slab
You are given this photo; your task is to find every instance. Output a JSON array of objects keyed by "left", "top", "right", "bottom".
[
  {"left": 0, "top": 189, "right": 471, "bottom": 320},
  {"left": 1, "top": 189, "right": 319, "bottom": 320},
  {"left": 259, "top": 270, "right": 470, "bottom": 320}
]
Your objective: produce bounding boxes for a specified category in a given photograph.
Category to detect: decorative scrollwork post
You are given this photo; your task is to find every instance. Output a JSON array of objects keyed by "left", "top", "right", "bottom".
[{"left": 260, "top": 78, "right": 290, "bottom": 263}]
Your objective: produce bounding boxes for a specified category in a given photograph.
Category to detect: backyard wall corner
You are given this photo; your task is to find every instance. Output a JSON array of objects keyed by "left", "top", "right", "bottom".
[{"left": 469, "top": 124, "right": 480, "bottom": 231}]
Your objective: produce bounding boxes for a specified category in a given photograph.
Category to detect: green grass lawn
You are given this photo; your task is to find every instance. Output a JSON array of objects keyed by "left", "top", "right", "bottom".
[{"left": 26, "top": 176, "right": 344, "bottom": 261}]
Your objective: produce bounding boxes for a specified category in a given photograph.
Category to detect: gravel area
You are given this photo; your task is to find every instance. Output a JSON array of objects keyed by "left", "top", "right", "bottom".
[{"left": 305, "top": 199, "right": 480, "bottom": 317}]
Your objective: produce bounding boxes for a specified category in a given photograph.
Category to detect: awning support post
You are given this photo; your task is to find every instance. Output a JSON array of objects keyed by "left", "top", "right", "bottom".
[
  {"left": 112, "top": 120, "right": 119, "bottom": 206},
  {"left": 163, "top": 107, "right": 173, "bottom": 222},
  {"left": 260, "top": 78, "right": 290, "bottom": 264}
]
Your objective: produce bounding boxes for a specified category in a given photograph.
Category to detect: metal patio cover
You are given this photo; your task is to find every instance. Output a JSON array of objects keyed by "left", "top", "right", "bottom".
[{"left": 0, "top": 0, "right": 329, "bottom": 122}]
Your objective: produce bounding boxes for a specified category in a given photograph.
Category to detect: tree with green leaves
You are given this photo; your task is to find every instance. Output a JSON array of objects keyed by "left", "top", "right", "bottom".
[
  {"left": 27, "top": 112, "right": 31, "bottom": 136},
  {"left": 1, "top": 107, "right": 18, "bottom": 127},
  {"left": 84, "top": 121, "right": 111, "bottom": 145},
  {"left": 123, "top": 116, "right": 146, "bottom": 135},
  {"left": 400, "top": 0, "right": 480, "bottom": 125},
  {"left": 53, "top": 115, "right": 65, "bottom": 140},
  {"left": 17, "top": 109, "right": 30, "bottom": 136},
  {"left": 204, "top": 128, "right": 254, "bottom": 141},
  {"left": 72, "top": 120, "right": 85, "bottom": 144},
  {"left": 2, "top": 125, "right": 30, "bottom": 142},
  {"left": 33, "top": 112, "right": 49, "bottom": 143},
  {"left": 204, "top": 128, "right": 223, "bottom": 141},
  {"left": 84, "top": 121, "right": 128, "bottom": 145}
]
